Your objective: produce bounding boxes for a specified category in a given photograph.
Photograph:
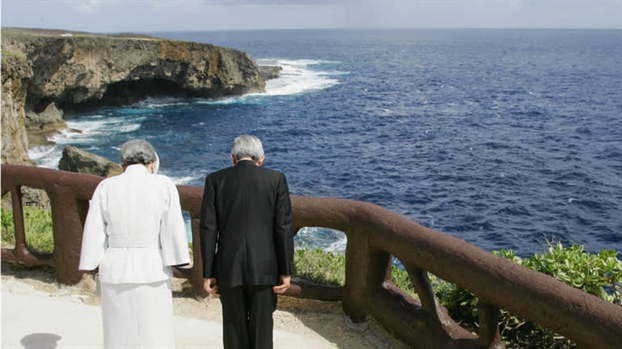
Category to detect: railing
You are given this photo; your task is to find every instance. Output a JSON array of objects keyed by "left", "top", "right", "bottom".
[{"left": 2, "top": 164, "right": 621, "bottom": 349}]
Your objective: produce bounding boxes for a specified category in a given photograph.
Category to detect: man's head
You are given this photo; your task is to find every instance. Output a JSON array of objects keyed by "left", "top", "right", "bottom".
[
  {"left": 230, "top": 135, "right": 265, "bottom": 166},
  {"left": 119, "top": 139, "right": 158, "bottom": 171}
]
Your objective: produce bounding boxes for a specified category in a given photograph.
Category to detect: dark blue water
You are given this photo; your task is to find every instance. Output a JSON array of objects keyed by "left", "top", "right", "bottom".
[{"left": 32, "top": 29, "right": 622, "bottom": 257}]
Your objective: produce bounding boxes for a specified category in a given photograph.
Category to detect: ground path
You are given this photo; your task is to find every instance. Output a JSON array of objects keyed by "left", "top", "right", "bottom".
[{"left": 1, "top": 263, "right": 408, "bottom": 349}]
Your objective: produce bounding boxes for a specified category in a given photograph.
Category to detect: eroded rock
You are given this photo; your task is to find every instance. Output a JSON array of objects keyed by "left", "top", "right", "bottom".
[{"left": 58, "top": 146, "right": 122, "bottom": 177}]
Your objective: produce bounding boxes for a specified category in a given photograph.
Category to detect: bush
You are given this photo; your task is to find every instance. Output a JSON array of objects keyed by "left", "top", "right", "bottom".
[
  {"left": 1, "top": 49, "right": 27, "bottom": 64},
  {"left": 293, "top": 248, "right": 345, "bottom": 286},
  {"left": 441, "top": 243, "right": 621, "bottom": 349},
  {"left": 293, "top": 243, "right": 621, "bottom": 349}
]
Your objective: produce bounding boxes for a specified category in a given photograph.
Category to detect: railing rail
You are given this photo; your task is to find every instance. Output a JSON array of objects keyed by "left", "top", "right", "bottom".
[{"left": 2, "top": 164, "right": 621, "bottom": 349}]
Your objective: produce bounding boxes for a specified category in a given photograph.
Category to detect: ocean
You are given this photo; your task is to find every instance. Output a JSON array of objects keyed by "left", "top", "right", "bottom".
[{"left": 30, "top": 29, "right": 622, "bottom": 257}]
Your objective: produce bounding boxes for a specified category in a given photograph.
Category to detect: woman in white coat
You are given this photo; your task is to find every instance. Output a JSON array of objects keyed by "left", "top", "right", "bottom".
[{"left": 79, "top": 139, "right": 190, "bottom": 349}]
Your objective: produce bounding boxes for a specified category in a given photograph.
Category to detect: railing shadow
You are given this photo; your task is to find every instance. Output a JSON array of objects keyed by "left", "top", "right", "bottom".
[{"left": 2, "top": 164, "right": 621, "bottom": 349}]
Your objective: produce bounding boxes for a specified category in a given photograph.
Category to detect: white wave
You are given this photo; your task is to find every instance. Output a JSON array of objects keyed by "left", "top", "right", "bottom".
[
  {"left": 118, "top": 123, "right": 141, "bottom": 133},
  {"left": 294, "top": 226, "right": 347, "bottom": 254},
  {"left": 136, "top": 58, "right": 347, "bottom": 107},
  {"left": 262, "top": 59, "right": 345, "bottom": 96},
  {"left": 28, "top": 144, "right": 63, "bottom": 169},
  {"left": 30, "top": 113, "right": 146, "bottom": 168},
  {"left": 168, "top": 175, "right": 202, "bottom": 185},
  {"left": 137, "top": 97, "right": 191, "bottom": 109},
  {"left": 325, "top": 237, "right": 347, "bottom": 255},
  {"left": 192, "top": 59, "right": 345, "bottom": 104},
  {"left": 194, "top": 96, "right": 250, "bottom": 105}
]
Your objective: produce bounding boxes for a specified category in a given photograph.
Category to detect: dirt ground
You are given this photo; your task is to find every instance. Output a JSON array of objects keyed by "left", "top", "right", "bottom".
[{"left": 1, "top": 262, "right": 409, "bottom": 349}]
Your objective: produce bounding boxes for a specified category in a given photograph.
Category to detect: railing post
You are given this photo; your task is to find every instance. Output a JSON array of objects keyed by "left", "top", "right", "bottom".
[
  {"left": 477, "top": 301, "right": 503, "bottom": 349},
  {"left": 343, "top": 232, "right": 392, "bottom": 323},
  {"left": 407, "top": 267, "right": 442, "bottom": 321},
  {"left": 48, "top": 190, "right": 88, "bottom": 285},
  {"left": 11, "top": 187, "right": 27, "bottom": 253},
  {"left": 190, "top": 217, "right": 208, "bottom": 297}
]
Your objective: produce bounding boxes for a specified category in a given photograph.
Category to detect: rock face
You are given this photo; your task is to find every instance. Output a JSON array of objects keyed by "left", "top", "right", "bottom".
[
  {"left": 259, "top": 66, "right": 283, "bottom": 81},
  {"left": 1, "top": 54, "right": 36, "bottom": 165},
  {"left": 1, "top": 28, "right": 275, "bottom": 165},
  {"left": 58, "top": 146, "right": 122, "bottom": 177}
]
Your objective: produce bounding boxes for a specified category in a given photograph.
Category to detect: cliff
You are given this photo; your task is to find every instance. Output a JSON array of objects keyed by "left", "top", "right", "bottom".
[
  {"left": 1, "top": 51, "right": 35, "bottom": 165},
  {"left": 1, "top": 28, "right": 271, "bottom": 165}
]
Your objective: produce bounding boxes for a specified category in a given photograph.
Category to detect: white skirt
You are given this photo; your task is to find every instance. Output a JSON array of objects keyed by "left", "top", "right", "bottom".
[{"left": 100, "top": 280, "right": 174, "bottom": 349}]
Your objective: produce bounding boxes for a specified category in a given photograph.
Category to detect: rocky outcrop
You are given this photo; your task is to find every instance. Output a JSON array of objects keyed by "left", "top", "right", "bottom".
[
  {"left": 25, "top": 101, "right": 66, "bottom": 132},
  {"left": 58, "top": 146, "right": 122, "bottom": 177},
  {"left": 1, "top": 54, "right": 36, "bottom": 165},
  {"left": 2, "top": 29, "right": 267, "bottom": 112},
  {"left": 1, "top": 28, "right": 277, "bottom": 165},
  {"left": 259, "top": 66, "right": 283, "bottom": 81}
]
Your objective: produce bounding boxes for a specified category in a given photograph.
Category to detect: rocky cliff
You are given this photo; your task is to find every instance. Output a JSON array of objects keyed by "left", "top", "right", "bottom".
[
  {"left": 1, "top": 28, "right": 273, "bottom": 165},
  {"left": 1, "top": 52, "right": 36, "bottom": 165}
]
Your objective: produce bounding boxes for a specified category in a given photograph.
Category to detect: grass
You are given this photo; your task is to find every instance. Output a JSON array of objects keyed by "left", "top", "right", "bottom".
[{"left": 1, "top": 206, "right": 54, "bottom": 253}]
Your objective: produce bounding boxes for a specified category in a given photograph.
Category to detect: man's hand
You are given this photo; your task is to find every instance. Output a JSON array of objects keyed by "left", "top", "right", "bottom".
[
  {"left": 203, "top": 277, "right": 219, "bottom": 296},
  {"left": 273, "top": 275, "right": 291, "bottom": 294}
]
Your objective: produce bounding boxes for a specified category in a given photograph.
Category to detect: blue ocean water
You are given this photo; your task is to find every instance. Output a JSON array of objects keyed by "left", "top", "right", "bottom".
[{"left": 31, "top": 29, "right": 622, "bottom": 257}]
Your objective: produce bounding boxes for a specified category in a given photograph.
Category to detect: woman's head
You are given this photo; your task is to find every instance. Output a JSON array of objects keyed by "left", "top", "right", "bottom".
[{"left": 119, "top": 139, "right": 157, "bottom": 167}]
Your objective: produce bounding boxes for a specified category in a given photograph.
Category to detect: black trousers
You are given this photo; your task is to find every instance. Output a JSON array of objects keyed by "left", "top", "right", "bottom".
[{"left": 219, "top": 285, "right": 277, "bottom": 349}]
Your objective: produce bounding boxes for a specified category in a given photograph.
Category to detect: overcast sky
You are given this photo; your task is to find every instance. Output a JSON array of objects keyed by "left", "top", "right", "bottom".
[{"left": 1, "top": 1, "right": 620, "bottom": 33}]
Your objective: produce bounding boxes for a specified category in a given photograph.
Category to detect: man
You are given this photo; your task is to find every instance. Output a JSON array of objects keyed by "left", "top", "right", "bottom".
[
  {"left": 199, "top": 134, "right": 294, "bottom": 349},
  {"left": 79, "top": 139, "right": 190, "bottom": 349}
]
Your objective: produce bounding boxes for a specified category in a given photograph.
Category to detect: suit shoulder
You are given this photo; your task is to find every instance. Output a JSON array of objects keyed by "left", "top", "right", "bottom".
[
  {"left": 258, "top": 166, "right": 287, "bottom": 180},
  {"left": 206, "top": 166, "right": 233, "bottom": 181},
  {"left": 259, "top": 166, "right": 284, "bottom": 176}
]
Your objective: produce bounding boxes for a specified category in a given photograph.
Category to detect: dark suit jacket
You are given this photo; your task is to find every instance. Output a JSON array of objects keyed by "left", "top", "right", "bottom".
[{"left": 199, "top": 160, "right": 294, "bottom": 289}]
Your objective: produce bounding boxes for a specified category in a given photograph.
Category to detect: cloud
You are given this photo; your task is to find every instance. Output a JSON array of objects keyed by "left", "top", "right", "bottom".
[
  {"left": 1, "top": 0, "right": 619, "bottom": 32},
  {"left": 71, "top": 0, "right": 105, "bottom": 14}
]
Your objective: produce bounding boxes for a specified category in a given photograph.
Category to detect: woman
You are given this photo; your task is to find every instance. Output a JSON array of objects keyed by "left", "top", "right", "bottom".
[{"left": 79, "top": 139, "right": 190, "bottom": 349}]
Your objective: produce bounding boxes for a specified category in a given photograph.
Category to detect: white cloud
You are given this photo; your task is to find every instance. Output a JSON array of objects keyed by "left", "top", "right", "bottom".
[
  {"left": 1, "top": 0, "right": 619, "bottom": 31},
  {"left": 71, "top": 0, "right": 105, "bottom": 14}
]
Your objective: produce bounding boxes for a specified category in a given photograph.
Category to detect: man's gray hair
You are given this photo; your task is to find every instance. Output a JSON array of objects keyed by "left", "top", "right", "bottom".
[
  {"left": 231, "top": 135, "right": 264, "bottom": 162},
  {"left": 119, "top": 139, "right": 157, "bottom": 166}
]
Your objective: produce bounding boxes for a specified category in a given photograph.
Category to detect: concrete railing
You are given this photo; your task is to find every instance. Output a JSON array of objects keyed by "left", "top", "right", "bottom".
[{"left": 2, "top": 164, "right": 621, "bottom": 349}]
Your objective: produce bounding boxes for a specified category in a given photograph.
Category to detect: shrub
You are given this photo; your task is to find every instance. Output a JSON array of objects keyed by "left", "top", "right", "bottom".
[
  {"left": 1, "top": 49, "right": 27, "bottom": 64},
  {"left": 441, "top": 243, "right": 621, "bottom": 348},
  {"left": 293, "top": 243, "right": 621, "bottom": 349},
  {"left": 293, "top": 248, "right": 345, "bottom": 286}
]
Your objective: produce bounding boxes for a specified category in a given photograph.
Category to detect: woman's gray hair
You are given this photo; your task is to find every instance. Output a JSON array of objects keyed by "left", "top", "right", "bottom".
[
  {"left": 231, "top": 135, "right": 264, "bottom": 162},
  {"left": 119, "top": 139, "right": 157, "bottom": 166}
]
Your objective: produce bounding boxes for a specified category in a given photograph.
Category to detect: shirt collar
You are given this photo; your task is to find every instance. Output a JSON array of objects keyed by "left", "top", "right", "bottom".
[{"left": 124, "top": 164, "right": 150, "bottom": 174}]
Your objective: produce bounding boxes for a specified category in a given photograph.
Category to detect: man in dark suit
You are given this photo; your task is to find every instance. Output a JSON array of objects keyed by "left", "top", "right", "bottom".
[{"left": 199, "top": 134, "right": 294, "bottom": 349}]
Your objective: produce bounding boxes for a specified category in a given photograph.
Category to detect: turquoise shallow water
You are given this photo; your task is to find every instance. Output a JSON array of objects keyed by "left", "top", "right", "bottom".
[{"left": 32, "top": 29, "right": 622, "bottom": 257}]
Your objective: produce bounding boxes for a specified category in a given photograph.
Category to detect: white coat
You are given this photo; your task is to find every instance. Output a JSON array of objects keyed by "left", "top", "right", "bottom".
[
  {"left": 78, "top": 164, "right": 190, "bottom": 349},
  {"left": 79, "top": 164, "right": 190, "bottom": 281}
]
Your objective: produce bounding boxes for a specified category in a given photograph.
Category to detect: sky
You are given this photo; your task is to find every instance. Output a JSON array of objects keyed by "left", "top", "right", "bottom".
[{"left": 1, "top": 1, "right": 620, "bottom": 33}]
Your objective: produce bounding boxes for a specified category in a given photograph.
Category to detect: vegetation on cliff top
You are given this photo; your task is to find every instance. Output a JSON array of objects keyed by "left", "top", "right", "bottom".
[{"left": 1, "top": 48, "right": 27, "bottom": 65}]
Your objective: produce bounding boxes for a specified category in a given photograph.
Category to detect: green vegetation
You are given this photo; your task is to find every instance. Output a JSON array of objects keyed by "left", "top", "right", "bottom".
[
  {"left": 293, "top": 248, "right": 346, "bottom": 286},
  {"left": 1, "top": 49, "right": 27, "bottom": 64},
  {"left": 1, "top": 206, "right": 54, "bottom": 253},
  {"left": 3, "top": 206, "right": 620, "bottom": 348},
  {"left": 293, "top": 243, "right": 621, "bottom": 349}
]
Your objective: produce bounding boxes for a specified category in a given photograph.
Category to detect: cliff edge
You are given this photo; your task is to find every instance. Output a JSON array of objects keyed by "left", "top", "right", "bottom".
[{"left": 1, "top": 28, "right": 269, "bottom": 165}]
